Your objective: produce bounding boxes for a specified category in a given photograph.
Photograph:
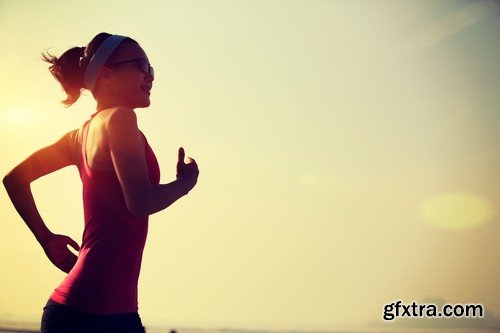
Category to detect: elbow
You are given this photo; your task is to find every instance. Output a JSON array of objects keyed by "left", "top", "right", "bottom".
[
  {"left": 123, "top": 185, "right": 155, "bottom": 217},
  {"left": 3, "top": 169, "right": 29, "bottom": 191},
  {"left": 2, "top": 174, "right": 17, "bottom": 197},
  {"left": 128, "top": 206, "right": 148, "bottom": 218},
  {"left": 3, "top": 173, "right": 15, "bottom": 191}
]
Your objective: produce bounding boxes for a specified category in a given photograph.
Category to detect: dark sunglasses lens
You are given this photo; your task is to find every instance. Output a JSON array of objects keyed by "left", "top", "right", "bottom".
[{"left": 139, "top": 60, "right": 154, "bottom": 78}]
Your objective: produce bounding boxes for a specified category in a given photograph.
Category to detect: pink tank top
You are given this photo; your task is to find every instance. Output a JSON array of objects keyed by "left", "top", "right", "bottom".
[{"left": 50, "top": 111, "right": 161, "bottom": 314}]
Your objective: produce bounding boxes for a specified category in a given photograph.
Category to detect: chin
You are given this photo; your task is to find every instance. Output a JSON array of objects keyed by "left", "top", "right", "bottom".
[{"left": 135, "top": 98, "right": 151, "bottom": 109}]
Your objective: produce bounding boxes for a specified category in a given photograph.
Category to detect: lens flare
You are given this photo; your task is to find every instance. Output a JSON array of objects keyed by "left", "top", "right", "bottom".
[
  {"left": 2, "top": 106, "right": 31, "bottom": 125},
  {"left": 418, "top": 191, "right": 496, "bottom": 230}
]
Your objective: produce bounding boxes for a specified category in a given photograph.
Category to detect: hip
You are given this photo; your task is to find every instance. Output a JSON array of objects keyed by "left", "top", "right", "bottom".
[{"left": 41, "top": 298, "right": 146, "bottom": 333}]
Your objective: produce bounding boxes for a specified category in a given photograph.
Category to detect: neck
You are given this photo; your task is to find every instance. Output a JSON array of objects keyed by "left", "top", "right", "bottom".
[{"left": 95, "top": 93, "right": 133, "bottom": 112}]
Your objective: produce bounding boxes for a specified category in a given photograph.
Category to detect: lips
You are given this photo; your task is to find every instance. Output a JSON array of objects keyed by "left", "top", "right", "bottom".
[{"left": 141, "top": 86, "right": 151, "bottom": 94}]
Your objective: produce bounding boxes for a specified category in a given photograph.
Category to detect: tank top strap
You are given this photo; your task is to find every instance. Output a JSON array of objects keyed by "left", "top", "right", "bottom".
[{"left": 81, "top": 117, "right": 94, "bottom": 176}]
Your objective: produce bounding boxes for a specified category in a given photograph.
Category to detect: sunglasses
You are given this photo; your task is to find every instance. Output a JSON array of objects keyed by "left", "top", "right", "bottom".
[{"left": 107, "top": 58, "right": 155, "bottom": 78}]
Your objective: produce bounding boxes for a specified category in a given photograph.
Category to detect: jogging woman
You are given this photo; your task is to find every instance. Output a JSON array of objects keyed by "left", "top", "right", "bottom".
[{"left": 3, "top": 32, "right": 199, "bottom": 333}]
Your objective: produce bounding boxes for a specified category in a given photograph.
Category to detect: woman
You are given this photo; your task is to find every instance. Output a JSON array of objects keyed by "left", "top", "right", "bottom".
[{"left": 3, "top": 32, "right": 199, "bottom": 333}]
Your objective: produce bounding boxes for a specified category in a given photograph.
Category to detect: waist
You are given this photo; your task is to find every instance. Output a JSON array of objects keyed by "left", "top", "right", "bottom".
[
  {"left": 51, "top": 217, "right": 148, "bottom": 314},
  {"left": 44, "top": 298, "right": 139, "bottom": 316}
]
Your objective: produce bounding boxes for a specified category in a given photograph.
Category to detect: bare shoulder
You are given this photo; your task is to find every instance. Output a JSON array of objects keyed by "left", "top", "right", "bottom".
[
  {"left": 84, "top": 107, "right": 139, "bottom": 143},
  {"left": 99, "top": 108, "right": 142, "bottom": 147},
  {"left": 55, "top": 128, "right": 79, "bottom": 156},
  {"left": 56, "top": 128, "right": 79, "bottom": 143},
  {"left": 101, "top": 107, "right": 138, "bottom": 130}
]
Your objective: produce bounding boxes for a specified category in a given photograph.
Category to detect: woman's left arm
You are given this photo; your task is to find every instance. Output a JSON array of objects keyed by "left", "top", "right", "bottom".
[{"left": 3, "top": 129, "right": 81, "bottom": 273}]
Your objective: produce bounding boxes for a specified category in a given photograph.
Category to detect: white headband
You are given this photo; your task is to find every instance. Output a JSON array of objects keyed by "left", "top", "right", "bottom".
[{"left": 83, "top": 35, "right": 127, "bottom": 90}]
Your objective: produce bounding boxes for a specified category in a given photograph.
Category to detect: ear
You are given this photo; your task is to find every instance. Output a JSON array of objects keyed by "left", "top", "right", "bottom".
[{"left": 97, "top": 66, "right": 113, "bottom": 85}]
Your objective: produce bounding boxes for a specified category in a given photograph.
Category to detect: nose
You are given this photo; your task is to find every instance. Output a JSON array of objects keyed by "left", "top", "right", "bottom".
[{"left": 145, "top": 71, "right": 154, "bottom": 83}]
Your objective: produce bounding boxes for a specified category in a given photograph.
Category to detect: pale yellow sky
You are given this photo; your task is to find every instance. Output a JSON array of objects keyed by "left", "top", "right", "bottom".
[{"left": 1, "top": 0, "right": 500, "bottom": 330}]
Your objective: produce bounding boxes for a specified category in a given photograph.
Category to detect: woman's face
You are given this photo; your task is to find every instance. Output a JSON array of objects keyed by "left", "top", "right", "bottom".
[{"left": 102, "top": 42, "right": 154, "bottom": 109}]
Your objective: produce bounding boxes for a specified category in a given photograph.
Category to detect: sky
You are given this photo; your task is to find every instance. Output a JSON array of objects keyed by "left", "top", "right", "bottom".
[{"left": 1, "top": 0, "right": 500, "bottom": 330}]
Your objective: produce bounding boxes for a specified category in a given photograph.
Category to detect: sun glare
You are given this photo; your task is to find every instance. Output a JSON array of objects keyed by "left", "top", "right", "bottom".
[
  {"left": 418, "top": 191, "right": 496, "bottom": 230},
  {"left": 1, "top": 106, "right": 35, "bottom": 127}
]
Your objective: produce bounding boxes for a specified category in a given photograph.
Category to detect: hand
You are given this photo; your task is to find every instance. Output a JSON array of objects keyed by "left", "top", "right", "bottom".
[
  {"left": 41, "top": 234, "right": 80, "bottom": 274},
  {"left": 176, "top": 147, "right": 199, "bottom": 194}
]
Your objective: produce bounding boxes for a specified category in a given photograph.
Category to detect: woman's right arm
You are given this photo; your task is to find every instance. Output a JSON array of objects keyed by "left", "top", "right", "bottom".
[
  {"left": 3, "top": 130, "right": 81, "bottom": 273},
  {"left": 107, "top": 108, "right": 199, "bottom": 217}
]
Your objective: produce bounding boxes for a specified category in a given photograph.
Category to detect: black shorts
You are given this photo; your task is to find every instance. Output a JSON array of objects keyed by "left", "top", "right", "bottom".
[{"left": 41, "top": 299, "right": 146, "bottom": 333}]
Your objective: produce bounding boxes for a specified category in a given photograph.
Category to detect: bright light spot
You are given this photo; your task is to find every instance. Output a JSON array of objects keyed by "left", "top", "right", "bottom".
[
  {"left": 299, "top": 173, "right": 319, "bottom": 185},
  {"left": 2, "top": 107, "right": 31, "bottom": 125},
  {"left": 418, "top": 191, "right": 496, "bottom": 230}
]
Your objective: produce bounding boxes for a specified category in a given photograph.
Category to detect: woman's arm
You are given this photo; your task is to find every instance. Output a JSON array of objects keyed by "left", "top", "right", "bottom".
[
  {"left": 107, "top": 107, "right": 199, "bottom": 217},
  {"left": 3, "top": 129, "right": 81, "bottom": 273}
]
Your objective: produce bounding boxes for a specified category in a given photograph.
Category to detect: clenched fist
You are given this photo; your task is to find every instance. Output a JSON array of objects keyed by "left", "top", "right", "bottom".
[{"left": 176, "top": 147, "right": 199, "bottom": 194}]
